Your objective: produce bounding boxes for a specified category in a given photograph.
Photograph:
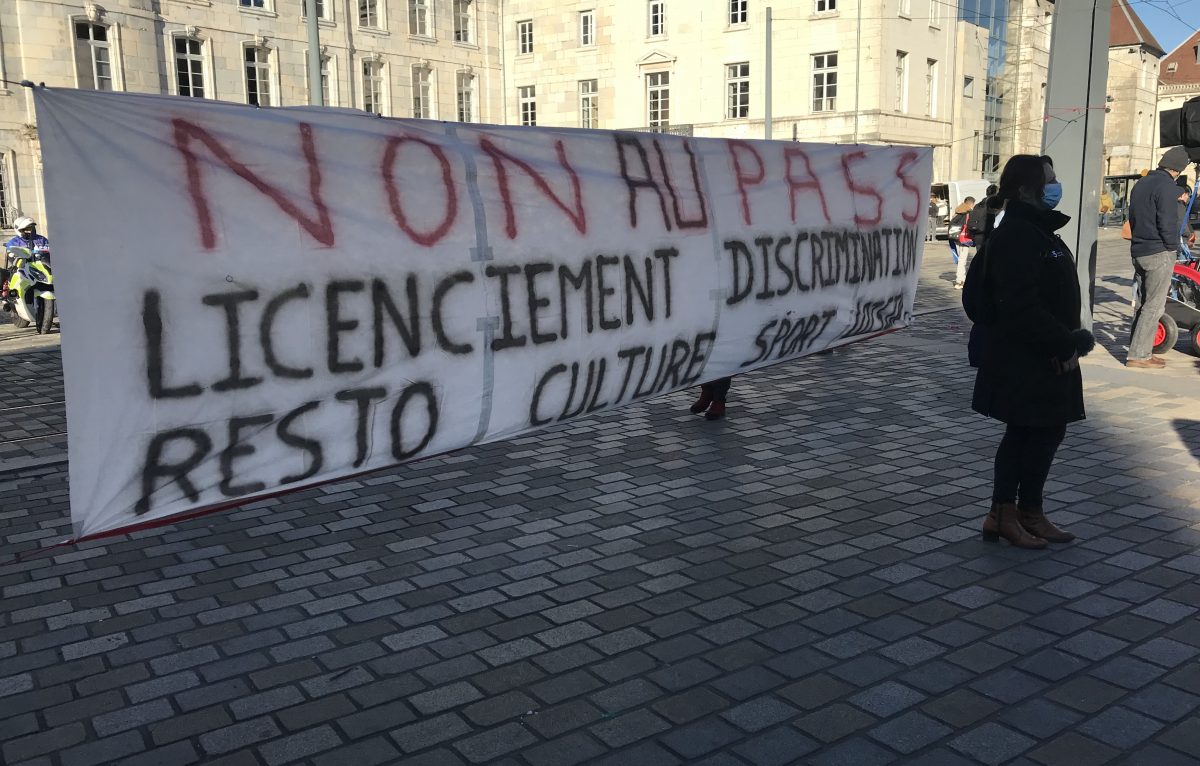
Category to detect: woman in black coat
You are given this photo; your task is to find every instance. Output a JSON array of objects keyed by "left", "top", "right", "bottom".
[{"left": 971, "top": 155, "right": 1095, "bottom": 549}]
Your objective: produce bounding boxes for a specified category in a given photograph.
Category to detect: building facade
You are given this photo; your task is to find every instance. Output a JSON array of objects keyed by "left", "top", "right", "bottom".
[
  {"left": 0, "top": 0, "right": 505, "bottom": 229},
  {"left": 1, "top": 0, "right": 999, "bottom": 230},
  {"left": 502, "top": 0, "right": 990, "bottom": 183},
  {"left": 957, "top": 0, "right": 1054, "bottom": 179},
  {"left": 1103, "top": 0, "right": 1163, "bottom": 177}
]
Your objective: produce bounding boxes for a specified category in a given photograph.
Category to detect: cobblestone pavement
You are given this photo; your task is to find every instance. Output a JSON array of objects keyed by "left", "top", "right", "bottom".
[{"left": 1, "top": 232, "right": 1198, "bottom": 766}]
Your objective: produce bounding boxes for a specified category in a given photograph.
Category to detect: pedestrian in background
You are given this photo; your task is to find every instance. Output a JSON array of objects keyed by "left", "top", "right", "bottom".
[
  {"left": 950, "top": 197, "right": 976, "bottom": 289},
  {"left": 1126, "top": 147, "right": 1191, "bottom": 368},
  {"left": 970, "top": 155, "right": 1093, "bottom": 549},
  {"left": 690, "top": 377, "right": 731, "bottom": 420},
  {"left": 967, "top": 184, "right": 1001, "bottom": 254},
  {"left": 1177, "top": 175, "right": 1195, "bottom": 254}
]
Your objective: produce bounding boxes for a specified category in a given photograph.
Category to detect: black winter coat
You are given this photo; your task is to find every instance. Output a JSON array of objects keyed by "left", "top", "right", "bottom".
[
  {"left": 971, "top": 201, "right": 1086, "bottom": 428},
  {"left": 1129, "top": 169, "right": 1181, "bottom": 258}
]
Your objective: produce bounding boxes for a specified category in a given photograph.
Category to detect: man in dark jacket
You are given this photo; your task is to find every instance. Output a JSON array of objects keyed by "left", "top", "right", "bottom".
[{"left": 1126, "top": 147, "right": 1191, "bottom": 368}]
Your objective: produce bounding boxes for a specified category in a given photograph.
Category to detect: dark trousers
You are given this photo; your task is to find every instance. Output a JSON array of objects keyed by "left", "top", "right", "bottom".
[
  {"left": 700, "top": 377, "right": 731, "bottom": 403},
  {"left": 992, "top": 423, "right": 1067, "bottom": 506}
]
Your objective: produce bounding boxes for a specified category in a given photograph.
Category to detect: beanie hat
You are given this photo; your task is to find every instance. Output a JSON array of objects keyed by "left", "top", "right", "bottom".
[{"left": 1159, "top": 146, "right": 1190, "bottom": 172}]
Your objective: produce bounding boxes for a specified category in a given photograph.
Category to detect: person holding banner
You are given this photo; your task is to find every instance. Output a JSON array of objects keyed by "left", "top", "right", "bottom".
[
  {"left": 970, "top": 155, "right": 1093, "bottom": 549},
  {"left": 690, "top": 377, "right": 731, "bottom": 420}
]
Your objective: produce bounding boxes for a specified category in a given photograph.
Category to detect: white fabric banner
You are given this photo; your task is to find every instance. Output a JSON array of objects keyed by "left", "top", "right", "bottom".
[{"left": 34, "top": 88, "right": 931, "bottom": 539}]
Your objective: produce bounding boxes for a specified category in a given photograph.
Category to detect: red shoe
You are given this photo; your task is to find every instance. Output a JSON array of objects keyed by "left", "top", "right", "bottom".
[
  {"left": 690, "top": 392, "right": 712, "bottom": 414},
  {"left": 705, "top": 402, "right": 726, "bottom": 420}
]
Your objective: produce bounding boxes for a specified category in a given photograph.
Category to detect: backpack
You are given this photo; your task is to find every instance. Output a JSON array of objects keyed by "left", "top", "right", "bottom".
[
  {"left": 961, "top": 207, "right": 998, "bottom": 323},
  {"left": 958, "top": 220, "right": 975, "bottom": 247}
]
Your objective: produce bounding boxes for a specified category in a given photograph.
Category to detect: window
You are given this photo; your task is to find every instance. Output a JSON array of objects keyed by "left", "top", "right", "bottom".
[
  {"left": 1194, "top": 45, "right": 1198, "bottom": 64},
  {"left": 895, "top": 51, "right": 908, "bottom": 112},
  {"left": 649, "top": 1, "right": 666, "bottom": 36},
  {"left": 453, "top": 0, "right": 473, "bottom": 42},
  {"left": 580, "top": 79, "right": 598, "bottom": 128},
  {"left": 518, "top": 20, "right": 533, "bottom": 54},
  {"left": 412, "top": 66, "right": 432, "bottom": 118},
  {"left": 74, "top": 22, "right": 113, "bottom": 91},
  {"left": 898, "top": 0, "right": 910, "bottom": 15},
  {"left": 926, "top": 59, "right": 937, "bottom": 117},
  {"left": 363, "top": 59, "right": 384, "bottom": 115},
  {"left": 963, "top": 76, "right": 974, "bottom": 98},
  {"left": 812, "top": 52, "right": 837, "bottom": 112},
  {"left": 244, "top": 46, "right": 271, "bottom": 106},
  {"left": 815, "top": 0, "right": 836, "bottom": 12},
  {"left": 456, "top": 72, "right": 475, "bottom": 122},
  {"left": 729, "top": 0, "right": 748, "bottom": 25},
  {"left": 359, "top": 0, "right": 379, "bottom": 28},
  {"left": 174, "top": 37, "right": 204, "bottom": 98},
  {"left": 726, "top": 62, "right": 749, "bottom": 119},
  {"left": 317, "top": 54, "right": 333, "bottom": 106},
  {"left": 972, "top": 131, "right": 981, "bottom": 172},
  {"left": 410, "top": 0, "right": 430, "bottom": 36},
  {"left": 519, "top": 85, "right": 536, "bottom": 126},
  {"left": 239, "top": 0, "right": 265, "bottom": 7},
  {"left": 0, "top": 158, "right": 12, "bottom": 230},
  {"left": 647, "top": 71, "right": 669, "bottom": 127},
  {"left": 928, "top": 0, "right": 943, "bottom": 26},
  {"left": 724, "top": 0, "right": 744, "bottom": 25},
  {"left": 579, "top": 10, "right": 595, "bottom": 46},
  {"left": 302, "top": 0, "right": 329, "bottom": 20}
]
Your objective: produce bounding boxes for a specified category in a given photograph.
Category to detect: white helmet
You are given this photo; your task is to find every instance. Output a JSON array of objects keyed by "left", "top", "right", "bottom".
[{"left": 13, "top": 216, "right": 35, "bottom": 233}]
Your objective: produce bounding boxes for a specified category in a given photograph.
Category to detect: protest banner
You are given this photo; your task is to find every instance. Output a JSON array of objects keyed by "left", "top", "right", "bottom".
[{"left": 33, "top": 88, "right": 931, "bottom": 540}]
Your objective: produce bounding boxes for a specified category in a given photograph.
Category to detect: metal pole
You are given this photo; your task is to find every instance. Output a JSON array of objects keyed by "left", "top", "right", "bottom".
[
  {"left": 1041, "top": 0, "right": 1110, "bottom": 330},
  {"left": 305, "top": 0, "right": 323, "bottom": 106},
  {"left": 764, "top": 6, "right": 773, "bottom": 140},
  {"left": 853, "top": 0, "right": 861, "bottom": 143}
]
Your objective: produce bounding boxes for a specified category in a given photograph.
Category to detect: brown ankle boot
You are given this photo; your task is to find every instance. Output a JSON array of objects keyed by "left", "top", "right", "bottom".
[
  {"left": 1018, "top": 503, "right": 1075, "bottom": 543},
  {"left": 982, "top": 502, "right": 1047, "bottom": 549}
]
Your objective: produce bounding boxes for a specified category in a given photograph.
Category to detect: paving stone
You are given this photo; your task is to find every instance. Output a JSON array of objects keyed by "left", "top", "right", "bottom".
[
  {"left": 1026, "top": 732, "right": 1122, "bottom": 766},
  {"left": 199, "top": 717, "right": 282, "bottom": 756},
  {"left": 732, "top": 726, "right": 820, "bottom": 766},
  {"left": 950, "top": 722, "right": 1036, "bottom": 766},
  {"left": 258, "top": 726, "right": 342, "bottom": 766},
  {"left": 848, "top": 681, "right": 926, "bottom": 717},
  {"left": 1124, "top": 684, "right": 1200, "bottom": 722},
  {"left": 869, "top": 710, "right": 953, "bottom": 754},
  {"left": 523, "top": 732, "right": 608, "bottom": 766},
  {"left": 719, "top": 696, "right": 799, "bottom": 733},
  {"left": 1078, "top": 706, "right": 1165, "bottom": 749},
  {"left": 590, "top": 708, "right": 671, "bottom": 747},
  {"left": 1045, "top": 676, "right": 1128, "bottom": 714},
  {"left": 658, "top": 717, "right": 743, "bottom": 759},
  {"left": 999, "top": 698, "right": 1083, "bottom": 739},
  {"left": 795, "top": 703, "right": 877, "bottom": 743},
  {"left": 309, "top": 737, "right": 401, "bottom": 766},
  {"left": 807, "top": 736, "right": 899, "bottom": 766}
]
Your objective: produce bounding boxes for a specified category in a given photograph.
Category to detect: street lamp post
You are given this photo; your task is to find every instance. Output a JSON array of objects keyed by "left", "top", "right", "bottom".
[
  {"left": 305, "top": 0, "right": 323, "bottom": 106},
  {"left": 765, "top": 6, "right": 773, "bottom": 140}
]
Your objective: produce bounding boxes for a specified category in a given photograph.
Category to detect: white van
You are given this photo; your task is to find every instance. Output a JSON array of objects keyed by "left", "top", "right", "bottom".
[{"left": 930, "top": 179, "right": 993, "bottom": 239}]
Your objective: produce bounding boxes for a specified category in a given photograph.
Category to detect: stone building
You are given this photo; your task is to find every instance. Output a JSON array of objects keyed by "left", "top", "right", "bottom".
[
  {"left": 956, "top": 0, "right": 1053, "bottom": 178},
  {"left": 502, "top": 0, "right": 990, "bottom": 183},
  {"left": 0, "top": 0, "right": 505, "bottom": 229},
  {"left": 1, "top": 0, "right": 995, "bottom": 230},
  {"left": 1103, "top": 0, "right": 1163, "bottom": 177}
]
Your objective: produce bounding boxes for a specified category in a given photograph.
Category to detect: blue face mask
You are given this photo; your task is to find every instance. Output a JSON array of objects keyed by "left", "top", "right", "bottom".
[{"left": 1042, "top": 182, "right": 1063, "bottom": 209}]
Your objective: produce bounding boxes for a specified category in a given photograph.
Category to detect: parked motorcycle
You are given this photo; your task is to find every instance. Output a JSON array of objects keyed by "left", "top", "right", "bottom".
[{"left": 3, "top": 245, "right": 56, "bottom": 334}]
